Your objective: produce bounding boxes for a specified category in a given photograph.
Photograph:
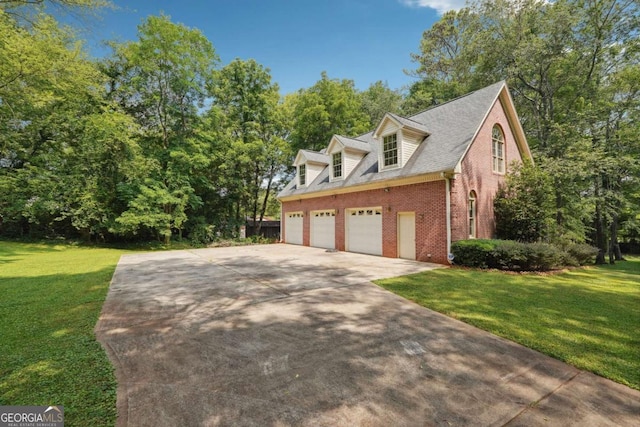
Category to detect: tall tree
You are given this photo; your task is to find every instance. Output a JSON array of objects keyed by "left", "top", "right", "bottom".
[
  {"left": 409, "top": 0, "right": 640, "bottom": 262},
  {"left": 359, "top": 80, "right": 403, "bottom": 127},
  {"left": 288, "top": 72, "right": 370, "bottom": 152},
  {"left": 209, "top": 59, "right": 289, "bottom": 235},
  {"left": 0, "top": 9, "right": 131, "bottom": 239},
  {"left": 406, "top": 7, "right": 480, "bottom": 107},
  {"left": 106, "top": 15, "right": 219, "bottom": 243}
]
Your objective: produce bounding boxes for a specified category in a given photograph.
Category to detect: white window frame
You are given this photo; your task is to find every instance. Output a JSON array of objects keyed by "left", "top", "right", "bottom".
[
  {"left": 298, "top": 164, "right": 306, "bottom": 187},
  {"left": 468, "top": 191, "right": 477, "bottom": 239},
  {"left": 332, "top": 152, "right": 343, "bottom": 179},
  {"left": 492, "top": 125, "right": 505, "bottom": 174},
  {"left": 382, "top": 133, "right": 399, "bottom": 169}
]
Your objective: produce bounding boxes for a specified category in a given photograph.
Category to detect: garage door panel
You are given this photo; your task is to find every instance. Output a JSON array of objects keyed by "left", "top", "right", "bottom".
[
  {"left": 285, "top": 212, "right": 303, "bottom": 245},
  {"left": 347, "top": 208, "right": 382, "bottom": 256},
  {"left": 310, "top": 210, "right": 335, "bottom": 249}
]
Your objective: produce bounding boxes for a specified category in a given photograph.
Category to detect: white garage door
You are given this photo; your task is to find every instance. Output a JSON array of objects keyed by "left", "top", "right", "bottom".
[
  {"left": 310, "top": 210, "right": 336, "bottom": 249},
  {"left": 285, "top": 212, "right": 303, "bottom": 245},
  {"left": 346, "top": 208, "right": 382, "bottom": 256}
]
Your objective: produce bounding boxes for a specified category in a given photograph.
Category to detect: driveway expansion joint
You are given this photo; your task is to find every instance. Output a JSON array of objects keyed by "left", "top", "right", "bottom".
[{"left": 501, "top": 370, "right": 582, "bottom": 426}]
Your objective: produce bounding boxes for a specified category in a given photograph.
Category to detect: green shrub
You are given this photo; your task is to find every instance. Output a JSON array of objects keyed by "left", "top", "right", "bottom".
[
  {"left": 525, "top": 242, "right": 564, "bottom": 271},
  {"left": 451, "top": 239, "right": 497, "bottom": 268},
  {"left": 189, "top": 222, "right": 216, "bottom": 245},
  {"left": 247, "top": 235, "right": 276, "bottom": 244},
  {"left": 490, "top": 240, "right": 528, "bottom": 270},
  {"left": 566, "top": 243, "right": 598, "bottom": 266},
  {"left": 452, "top": 239, "right": 566, "bottom": 271}
]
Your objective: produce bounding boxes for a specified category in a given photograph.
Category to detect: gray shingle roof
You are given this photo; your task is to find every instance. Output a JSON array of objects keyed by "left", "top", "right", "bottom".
[
  {"left": 279, "top": 81, "right": 505, "bottom": 199},
  {"left": 334, "top": 135, "right": 371, "bottom": 153},
  {"left": 385, "top": 113, "right": 430, "bottom": 135},
  {"left": 298, "top": 149, "right": 330, "bottom": 165}
]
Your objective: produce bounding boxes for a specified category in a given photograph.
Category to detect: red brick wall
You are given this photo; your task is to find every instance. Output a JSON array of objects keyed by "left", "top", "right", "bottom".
[
  {"left": 282, "top": 180, "right": 449, "bottom": 264},
  {"left": 451, "top": 98, "right": 524, "bottom": 242},
  {"left": 281, "top": 98, "right": 527, "bottom": 265}
]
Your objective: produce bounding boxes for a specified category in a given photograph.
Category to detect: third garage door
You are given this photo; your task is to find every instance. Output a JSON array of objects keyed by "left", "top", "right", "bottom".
[
  {"left": 310, "top": 210, "right": 335, "bottom": 249},
  {"left": 346, "top": 208, "right": 382, "bottom": 256}
]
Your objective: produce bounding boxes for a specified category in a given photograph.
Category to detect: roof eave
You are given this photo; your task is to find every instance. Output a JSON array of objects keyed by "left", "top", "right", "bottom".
[{"left": 278, "top": 170, "right": 454, "bottom": 202}]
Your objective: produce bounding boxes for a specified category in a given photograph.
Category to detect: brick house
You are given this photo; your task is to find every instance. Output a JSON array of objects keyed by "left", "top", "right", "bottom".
[{"left": 277, "top": 81, "right": 532, "bottom": 264}]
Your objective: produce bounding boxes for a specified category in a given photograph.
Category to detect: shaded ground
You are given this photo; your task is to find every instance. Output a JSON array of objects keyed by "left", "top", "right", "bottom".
[{"left": 96, "top": 244, "right": 640, "bottom": 426}]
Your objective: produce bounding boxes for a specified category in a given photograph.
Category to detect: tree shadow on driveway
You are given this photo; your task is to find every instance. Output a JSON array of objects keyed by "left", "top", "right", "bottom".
[{"left": 96, "top": 246, "right": 640, "bottom": 427}]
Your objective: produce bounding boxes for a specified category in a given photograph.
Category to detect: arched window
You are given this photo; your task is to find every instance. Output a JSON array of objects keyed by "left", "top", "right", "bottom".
[
  {"left": 468, "top": 191, "right": 477, "bottom": 238},
  {"left": 492, "top": 125, "right": 505, "bottom": 173}
]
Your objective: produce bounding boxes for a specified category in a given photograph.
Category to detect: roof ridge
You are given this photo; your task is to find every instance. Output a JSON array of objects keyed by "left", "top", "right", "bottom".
[
  {"left": 300, "top": 148, "right": 327, "bottom": 154},
  {"left": 337, "top": 134, "right": 368, "bottom": 143},
  {"left": 388, "top": 112, "right": 430, "bottom": 127},
  {"left": 407, "top": 80, "right": 505, "bottom": 120}
]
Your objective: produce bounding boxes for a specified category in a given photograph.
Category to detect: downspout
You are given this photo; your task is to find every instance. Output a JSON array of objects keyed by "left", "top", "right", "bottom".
[
  {"left": 279, "top": 202, "right": 283, "bottom": 243},
  {"left": 442, "top": 172, "right": 452, "bottom": 263}
]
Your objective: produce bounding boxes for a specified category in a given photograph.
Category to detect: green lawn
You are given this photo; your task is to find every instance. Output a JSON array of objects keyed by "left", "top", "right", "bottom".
[
  {"left": 0, "top": 241, "right": 126, "bottom": 426},
  {"left": 376, "top": 257, "right": 640, "bottom": 390}
]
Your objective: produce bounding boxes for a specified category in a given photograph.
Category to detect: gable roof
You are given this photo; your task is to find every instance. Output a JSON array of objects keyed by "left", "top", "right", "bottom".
[
  {"left": 329, "top": 135, "right": 371, "bottom": 153},
  {"left": 280, "top": 81, "right": 523, "bottom": 200},
  {"left": 374, "top": 112, "right": 430, "bottom": 137},
  {"left": 293, "top": 149, "right": 330, "bottom": 166}
]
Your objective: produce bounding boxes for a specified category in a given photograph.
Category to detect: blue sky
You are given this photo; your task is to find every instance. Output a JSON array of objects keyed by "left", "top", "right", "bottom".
[{"left": 77, "top": 0, "right": 465, "bottom": 95}]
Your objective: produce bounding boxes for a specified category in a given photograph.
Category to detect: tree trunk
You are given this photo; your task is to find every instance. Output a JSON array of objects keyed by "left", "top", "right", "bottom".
[
  {"left": 257, "top": 165, "right": 275, "bottom": 236},
  {"left": 609, "top": 213, "right": 624, "bottom": 262},
  {"left": 251, "top": 163, "right": 261, "bottom": 235},
  {"left": 594, "top": 178, "right": 607, "bottom": 265}
]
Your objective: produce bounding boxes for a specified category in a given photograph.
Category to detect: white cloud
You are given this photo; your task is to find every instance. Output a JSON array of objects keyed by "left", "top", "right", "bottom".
[{"left": 399, "top": 0, "right": 467, "bottom": 15}]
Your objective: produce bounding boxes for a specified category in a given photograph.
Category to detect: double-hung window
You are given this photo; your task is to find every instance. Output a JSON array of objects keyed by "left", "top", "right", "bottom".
[
  {"left": 383, "top": 133, "right": 398, "bottom": 167},
  {"left": 298, "top": 164, "right": 306, "bottom": 186},
  {"left": 332, "top": 152, "right": 342, "bottom": 179}
]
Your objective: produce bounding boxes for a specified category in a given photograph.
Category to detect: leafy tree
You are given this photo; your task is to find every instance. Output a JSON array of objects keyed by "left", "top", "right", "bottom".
[
  {"left": 0, "top": 10, "right": 126, "bottom": 239},
  {"left": 406, "top": 8, "right": 480, "bottom": 104},
  {"left": 209, "top": 59, "right": 289, "bottom": 235},
  {"left": 105, "top": 15, "right": 219, "bottom": 243},
  {"left": 359, "top": 80, "right": 402, "bottom": 127},
  {"left": 494, "top": 161, "right": 555, "bottom": 243},
  {"left": 410, "top": 0, "right": 640, "bottom": 262},
  {"left": 288, "top": 72, "right": 370, "bottom": 151}
]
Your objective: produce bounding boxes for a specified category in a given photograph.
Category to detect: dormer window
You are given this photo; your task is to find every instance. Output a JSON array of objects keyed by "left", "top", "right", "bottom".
[
  {"left": 332, "top": 152, "right": 342, "bottom": 179},
  {"left": 293, "top": 149, "right": 330, "bottom": 187},
  {"left": 327, "top": 135, "right": 370, "bottom": 182},
  {"left": 298, "top": 164, "right": 306, "bottom": 186},
  {"left": 374, "top": 113, "right": 429, "bottom": 171},
  {"left": 383, "top": 133, "right": 398, "bottom": 167}
]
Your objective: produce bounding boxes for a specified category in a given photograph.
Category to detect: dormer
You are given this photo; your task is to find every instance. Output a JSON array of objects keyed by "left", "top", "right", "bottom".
[
  {"left": 326, "top": 135, "right": 371, "bottom": 182},
  {"left": 293, "top": 150, "right": 330, "bottom": 188},
  {"left": 373, "top": 113, "right": 430, "bottom": 170}
]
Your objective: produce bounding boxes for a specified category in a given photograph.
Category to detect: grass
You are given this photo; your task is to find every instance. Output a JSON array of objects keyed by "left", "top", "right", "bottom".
[
  {"left": 0, "top": 241, "right": 127, "bottom": 426},
  {"left": 375, "top": 257, "right": 640, "bottom": 390}
]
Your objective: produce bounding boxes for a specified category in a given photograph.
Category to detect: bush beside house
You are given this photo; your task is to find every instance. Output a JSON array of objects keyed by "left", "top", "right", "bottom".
[{"left": 451, "top": 239, "right": 598, "bottom": 271}]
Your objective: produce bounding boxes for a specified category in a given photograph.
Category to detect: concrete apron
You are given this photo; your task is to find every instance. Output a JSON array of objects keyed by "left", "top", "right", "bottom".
[{"left": 95, "top": 244, "right": 640, "bottom": 426}]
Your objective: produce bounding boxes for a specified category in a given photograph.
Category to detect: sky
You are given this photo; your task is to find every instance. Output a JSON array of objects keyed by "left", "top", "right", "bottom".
[{"left": 72, "top": 0, "right": 465, "bottom": 95}]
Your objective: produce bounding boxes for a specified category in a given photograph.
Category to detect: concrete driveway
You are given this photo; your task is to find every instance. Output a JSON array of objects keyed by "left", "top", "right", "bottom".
[{"left": 96, "top": 244, "right": 639, "bottom": 426}]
